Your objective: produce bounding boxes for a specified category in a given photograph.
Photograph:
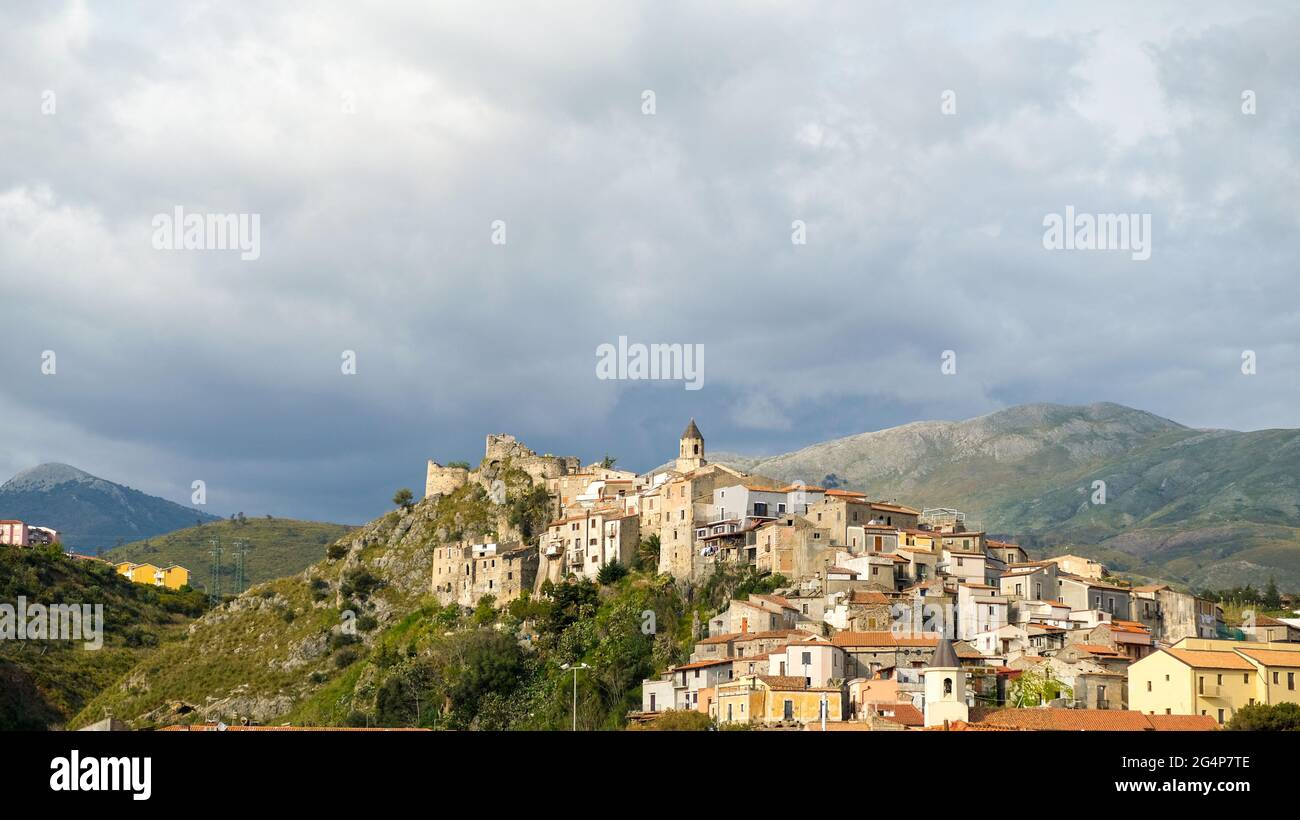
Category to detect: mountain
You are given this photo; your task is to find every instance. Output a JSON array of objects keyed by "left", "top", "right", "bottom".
[
  {"left": 0, "top": 463, "right": 219, "bottom": 551},
  {"left": 0, "top": 546, "right": 207, "bottom": 729},
  {"left": 726, "top": 402, "right": 1300, "bottom": 590},
  {"left": 106, "top": 517, "right": 355, "bottom": 590}
]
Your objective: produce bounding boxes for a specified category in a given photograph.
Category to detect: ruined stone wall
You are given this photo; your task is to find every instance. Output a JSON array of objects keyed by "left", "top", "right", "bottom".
[{"left": 425, "top": 461, "right": 470, "bottom": 498}]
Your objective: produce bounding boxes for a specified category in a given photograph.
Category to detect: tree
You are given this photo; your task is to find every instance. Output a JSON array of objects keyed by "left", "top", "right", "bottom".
[
  {"left": 597, "top": 560, "right": 629, "bottom": 585},
  {"left": 1227, "top": 702, "right": 1300, "bottom": 731},
  {"left": 472, "top": 595, "right": 498, "bottom": 626},
  {"left": 393, "top": 488, "right": 415, "bottom": 512},
  {"left": 600, "top": 454, "right": 617, "bottom": 469},
  {"left": 1264, "top": 577, "right": 1282, "bottom": 611},
  {"left": 1007, "top": 668, "right": 1073, "bottom": 707},
  {"left": 637, "top": 534, "right": 661, "bottom": 569}
]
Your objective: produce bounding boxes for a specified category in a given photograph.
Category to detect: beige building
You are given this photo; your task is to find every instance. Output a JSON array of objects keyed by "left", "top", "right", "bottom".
[
  {"left": 539, "top": 507, "right": 639, "bottom": 582},
  {"left": 1128, "top": 638, "right": 1300, "bottom": 726},
  {"left": 431, "top": 541, "right": 538, "bottom": 608},
  {"left": 1044, "top": 553, "right": 1106, "bottom": 579}
]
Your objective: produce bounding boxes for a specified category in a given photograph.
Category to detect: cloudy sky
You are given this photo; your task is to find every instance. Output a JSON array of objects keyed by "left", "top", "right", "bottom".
[{"left": 2, "top": 1, "right": 1298, "bottom": 524}]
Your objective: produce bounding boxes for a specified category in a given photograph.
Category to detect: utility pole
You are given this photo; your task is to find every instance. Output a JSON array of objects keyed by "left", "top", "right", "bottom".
[
  {"left": 232, "top": 539, "right": 249, "bottom": 595},
  {"left": 208, "top": 536, "right": 223, "bottom": 605},
  {"left": 561, "top": 662, "right": 590, "bottom": 731}
]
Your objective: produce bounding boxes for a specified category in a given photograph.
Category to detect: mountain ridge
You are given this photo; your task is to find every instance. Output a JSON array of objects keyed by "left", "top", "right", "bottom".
[{"left": 0, "top": 463, "right": 219, "bottom": 550}]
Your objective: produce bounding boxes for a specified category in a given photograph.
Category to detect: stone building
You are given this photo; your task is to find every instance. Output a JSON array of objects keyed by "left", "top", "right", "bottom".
[
  {"left": 538, "top": 506, "right": 640, "bottom": 583},
  {"left": 431, "top": 541, "right": 538, "bottom": 608},
  {"left": 676, "top": 418, "right": 706, "bottom": 472},
  {"left": 425, "top": 433, "right": 581, "bottom": 499}
]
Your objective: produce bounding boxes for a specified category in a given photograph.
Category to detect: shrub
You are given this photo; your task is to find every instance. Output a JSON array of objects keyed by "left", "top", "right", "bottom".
[
  {"left": 1227, "top": 702, "right": 1300, "bottom": 730},
  {"left": 597, "top": 560, "right": 629, "bottom": 585},
  {"left": 326, "top": 542, "right": 347, "bottom": 560},
  {"left": 630, "top": 710, "right": 713, "bottom": 731},
  {"left": 340, "top": 567, "right": 381, "bottom": 600}
]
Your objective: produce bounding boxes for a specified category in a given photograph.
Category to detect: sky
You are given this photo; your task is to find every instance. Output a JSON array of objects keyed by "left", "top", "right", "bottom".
[{"left": 2, "top": 1, "right": 1298, "bottom": 524}]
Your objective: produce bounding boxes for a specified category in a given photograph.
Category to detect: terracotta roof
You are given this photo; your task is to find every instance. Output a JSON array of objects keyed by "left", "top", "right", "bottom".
[
  {"left": 825, "top": 489, "right": 867, "bottom": 498},
  {"left": 757, "top": 675, "right": 809, "bottom": 691},
  {"left": 672, "top": 658, "right": 733, "bottom": 671},
  {"left": 874, "top": 703, "right": 923, "bottom": 727},
  {"left": 1072, "top": 643, "right": 1121, "bottom": 656},
  {"left": 849, "top": 590, "right": 892, "bottom": 605},
  {"left": 1164, "top": 648, "right": 1255, "bottom": 671},
  {"left": 158, "top": 725, "right": 430, "bottom": 732},
  {"left": 1233, "top": 647, "right": 1300, "bottom": 668},
  {"left": 870, "top": 502, "right": 921, "bottom": 515},
  {"left": 697, "top": 629, "right": 802, "bottom": 645},
  {"left": 978, "top": 709, "right": 1218, "bottom": 732}
]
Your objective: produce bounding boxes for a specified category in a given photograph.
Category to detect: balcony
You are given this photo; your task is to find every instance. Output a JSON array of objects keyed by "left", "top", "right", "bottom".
[
  {"left": 1198, "top": 684, "right": 1222, "bottom": 698},
  {"left": 543, "top": 544, "right": 561, "bottom": 558}
]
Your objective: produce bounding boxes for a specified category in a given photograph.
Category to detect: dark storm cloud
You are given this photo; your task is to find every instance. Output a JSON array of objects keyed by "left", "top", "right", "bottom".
[{"left": 1, "top": 1, "right": 1297, "bottom": 523}]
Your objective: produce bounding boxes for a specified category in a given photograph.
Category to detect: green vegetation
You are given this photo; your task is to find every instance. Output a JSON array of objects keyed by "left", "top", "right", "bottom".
[
  {"left": 1007, "top": 668, "right": 1073, "bottom": 707},
  {"left": 1226, "top": 702, "right": 1300, "bottom": 731},
  {"left": 742, "top": 403, "right": 1300, "bottom": 591},
  {"left": 393, "top": 488, "right": 415, "bottom": 512},
  {"left": 0, "top": 545, "right": 208, "bottom": 729},
  {"left": 106, "top": 516, "right": 353, "bottom": 591},
  {"left": 70, "top": 475, "right": 777, "bottom": 731},
  {"left": 628, "top": 710, "right": 713, "bottom": 730}
]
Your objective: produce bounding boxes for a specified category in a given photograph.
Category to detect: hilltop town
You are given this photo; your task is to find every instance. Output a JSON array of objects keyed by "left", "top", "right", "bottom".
[{"left": 423, "top": 421, "right": 1300, "bottom": 731}]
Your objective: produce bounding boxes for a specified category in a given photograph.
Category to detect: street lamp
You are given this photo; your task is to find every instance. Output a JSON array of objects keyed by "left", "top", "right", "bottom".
[{"left": 560, "top": 662, "right": 591, "bottom": 731}]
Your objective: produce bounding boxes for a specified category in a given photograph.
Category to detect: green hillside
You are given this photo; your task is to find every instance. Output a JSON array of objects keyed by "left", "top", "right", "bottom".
[
  {"left": 72, "top": 483, "right": 698, "bottom": 730},
  {"left": 106, "top": 517, "right": 355, "bottom": 590},
  {"left": 0, "top": 545, "right": 207, "bottom": 729},
  {"left": 741, "top": 403, "right": 1300, "bottom": 591}
]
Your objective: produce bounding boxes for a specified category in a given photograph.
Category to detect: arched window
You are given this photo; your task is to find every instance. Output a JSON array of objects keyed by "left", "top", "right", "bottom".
[{"left": 943, "top": 677, "right": 953, "bottom": 696}]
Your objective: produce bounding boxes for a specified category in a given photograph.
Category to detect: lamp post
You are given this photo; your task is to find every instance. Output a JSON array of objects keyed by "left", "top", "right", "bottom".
[{"left": 561, "top": 662, "right": 590, "bottom": 731}]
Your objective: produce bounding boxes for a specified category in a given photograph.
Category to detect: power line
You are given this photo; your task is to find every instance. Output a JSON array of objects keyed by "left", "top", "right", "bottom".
[{"left": 208, "top": 536, "right": 223, "bottom": 605}]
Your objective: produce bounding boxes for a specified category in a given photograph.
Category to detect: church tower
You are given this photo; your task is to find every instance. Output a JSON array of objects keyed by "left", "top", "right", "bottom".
[
  {"left": 922, "top": 638, "right": 969, "bottom": 728},
  {"left": 676, "top": 418, "right": 706, "bottom": 473}
]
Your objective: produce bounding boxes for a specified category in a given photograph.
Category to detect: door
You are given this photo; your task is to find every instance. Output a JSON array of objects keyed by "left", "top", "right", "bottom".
[{"left": 783, "top": 700, "right": 794, "bottom": 720}]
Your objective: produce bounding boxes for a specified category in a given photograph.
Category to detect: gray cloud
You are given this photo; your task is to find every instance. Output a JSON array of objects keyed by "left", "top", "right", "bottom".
[{"left": 2, "top": 1, "right": 1298, "bottom": 524}]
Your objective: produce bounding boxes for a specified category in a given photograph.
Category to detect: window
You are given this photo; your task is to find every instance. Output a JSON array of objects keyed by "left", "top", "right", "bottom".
[
  {"left": 1290, "top": 672, "right": 1296, "bottom": 691},
  {"left": 943, "top": 677, "right": 953, "bottom": 696},
  {"left": 801, "top": 652, "right": 811, "bottom": 665},
  {"left": 1146, "top": 681, "right": 1152, "bottom": 692},
  {"left": 1244, "top": 673, "right": 1250, "bottom": 683},
  {"left": 1217, "top": 709, "right": 1225, "bottom": 725}
]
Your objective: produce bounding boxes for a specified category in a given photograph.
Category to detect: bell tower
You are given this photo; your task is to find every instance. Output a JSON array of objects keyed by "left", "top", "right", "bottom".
[
  {"left": 922, "top": 638, "right": 969, "bottom": 728},
  {"left": 676, "top": 418, "right": 706, "bottom": 473}
]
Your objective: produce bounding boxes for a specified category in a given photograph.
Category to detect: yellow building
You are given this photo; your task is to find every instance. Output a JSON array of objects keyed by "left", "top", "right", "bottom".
[
  {"left": 715, "top": 675, "right": 845, "bottom": 726},
  {"left": 115, "top": 561, "right": 191, "bottom": 590},
  {"left": 1128, "top": 638, "right": 1300, "bottom": 726}
]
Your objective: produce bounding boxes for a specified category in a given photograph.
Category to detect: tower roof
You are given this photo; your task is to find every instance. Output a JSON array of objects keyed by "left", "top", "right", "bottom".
[
  {"left": 929, "top": 638, "right": 960, "bottom": 669},
  {"left": 681, "top": 418, "right": 703, "bottom": 440}
]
